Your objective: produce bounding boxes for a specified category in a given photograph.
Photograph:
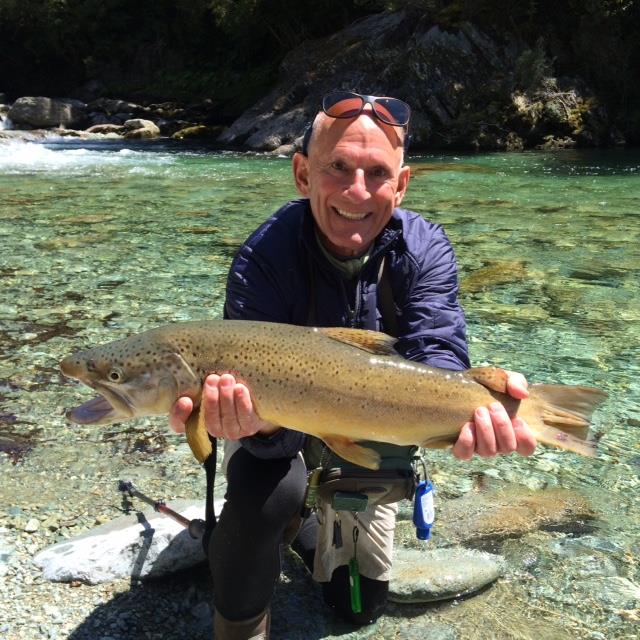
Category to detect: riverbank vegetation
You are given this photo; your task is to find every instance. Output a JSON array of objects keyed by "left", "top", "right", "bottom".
[{"left": 0, "top": 1, "right": 638, "bottom": 131}]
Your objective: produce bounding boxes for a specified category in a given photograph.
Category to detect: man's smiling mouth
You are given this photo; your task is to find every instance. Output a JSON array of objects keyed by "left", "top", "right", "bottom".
[{"left": 334, "top": 207, "right": 370, "bottom": 221}]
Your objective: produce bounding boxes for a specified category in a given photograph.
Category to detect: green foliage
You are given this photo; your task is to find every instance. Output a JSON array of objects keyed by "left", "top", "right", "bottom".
[{"left": 515, "top": 39, "right": 555, "bottom": 91}]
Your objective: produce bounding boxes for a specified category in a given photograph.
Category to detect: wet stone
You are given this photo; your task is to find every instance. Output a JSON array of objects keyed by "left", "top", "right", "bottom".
[
  {"left": 435, "top": 485, "right": 596, "bottom": 547},
  {"left": 573, "top": 577, "right": 640, "bottom": 611},
  {"left": 389, "top": 547, "right": 506, "bottom": 603}
]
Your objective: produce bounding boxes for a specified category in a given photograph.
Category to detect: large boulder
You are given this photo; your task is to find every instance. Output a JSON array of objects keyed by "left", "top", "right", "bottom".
[
  {"left": 122, "top": 118, "right": 161, "bottom": 139},
  {"left": 8, "top": 96, "right": 87, "bottom": 129},
  {"left": 33, "top": 499, "right": 222, "bottom": 584},
  {"left": 389, "top": 547, "right": 506, "bottom": 603},
  {"left": 218, "top": 10, "right": 615, "bottom": 151}
]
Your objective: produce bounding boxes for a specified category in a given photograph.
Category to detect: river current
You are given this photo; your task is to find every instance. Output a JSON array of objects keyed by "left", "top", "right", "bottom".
[{"left": 0, "top": 139, "right": 638, "bottom": 639}]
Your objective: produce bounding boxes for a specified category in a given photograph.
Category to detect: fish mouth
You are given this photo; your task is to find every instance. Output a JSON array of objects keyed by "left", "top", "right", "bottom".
[{"left": 66, "top": 382, "right": 135, "bottom": 425}]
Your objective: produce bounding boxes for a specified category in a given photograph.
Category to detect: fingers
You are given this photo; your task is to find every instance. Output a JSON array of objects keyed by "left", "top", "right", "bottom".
[
  {"left": 217, "top": 374, "right": 240, "bottom": 439},
  {"left": 455, "top": 403, "right": 537, "bottom": 460},
  {"left": 513, "top": 416, "right": 537, "bottom": 456},
  {"left": 202, "top": 373, "right": 262, "bottom": 440},
  {"left": 168, "top": 396, "right": 193, "bottom": 433},
  {"left": 452, "top": 422, "right": 476, "bottom": 460},
  {"left": 505, "top": 370, "right": 529, "bottom": 400}
]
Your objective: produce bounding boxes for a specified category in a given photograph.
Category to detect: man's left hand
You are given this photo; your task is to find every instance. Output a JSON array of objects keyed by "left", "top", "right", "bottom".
[{"left": 452, "top": 371, "right": 537, "bottom": 460}]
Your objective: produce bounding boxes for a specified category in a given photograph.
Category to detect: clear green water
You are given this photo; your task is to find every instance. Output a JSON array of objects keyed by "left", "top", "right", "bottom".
[{"left": 0, "top": 140, "right": 638, "bottom": 638}]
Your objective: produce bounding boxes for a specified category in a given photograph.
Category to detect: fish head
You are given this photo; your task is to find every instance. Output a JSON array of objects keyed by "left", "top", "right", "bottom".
[{"left": 60, "top": 333, "right": 201, "bottom": 425}]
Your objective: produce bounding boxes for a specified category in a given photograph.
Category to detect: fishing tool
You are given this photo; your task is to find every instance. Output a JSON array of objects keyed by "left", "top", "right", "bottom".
[
  {"left": 118, "top": 480, "right": 206, "bottom": 539},
  {"left": 349, "top": 514, "right": 362, "bottom": 614},
  {"left": 412, "top": 457, "right": 435, "bottom": 540}
]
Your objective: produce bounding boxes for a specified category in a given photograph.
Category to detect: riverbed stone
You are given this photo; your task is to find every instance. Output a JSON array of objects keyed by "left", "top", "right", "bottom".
[
  {"left": 171, "top": 124, "right": 218, "bottom": 139},
  {"left": 86, "top": 123, "right": 125, "bottom": 135},
  {"left": 122, "top": 118, "right": 160, "bottom": 139},
  {"left": 8, "top": 96, "right": 87, "bottom": 128},
  {"left": 389, "top": 547, "right": 506, "bottom": 603},
  {"left": 396, "top": 485, "right": 596, "bottom": 551},
  {"left": 33, "top": 499, "right": 223, "bottom": 584},
  {"left": 573, "top": 577, "right": 640, "bottom": 611}
]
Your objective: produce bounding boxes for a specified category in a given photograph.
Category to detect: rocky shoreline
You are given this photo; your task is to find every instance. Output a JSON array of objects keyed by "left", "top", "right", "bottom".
[
  {"left": 0, "top": 96, "right": 227, "bottom": 147},
  {"left": 0, "top": 11, "right": 631, "bottom": 154}
]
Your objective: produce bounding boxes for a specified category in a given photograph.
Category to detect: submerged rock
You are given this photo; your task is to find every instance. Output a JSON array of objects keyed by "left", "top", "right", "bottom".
[
  {"left": 395, "top": 485, "right": 596, "bottom": 551},
  {"left": 439, "top": 486, "right": 596, "bottom": 546},
  {"left": 461, "top": 260, "right": 528, "bottom": 294},
  {"left": 573, "top": 577, "right": 640, "bottom": 612},
  {"left": 389, "top": 547, "right": 506, "bottom": 603},
  {"left": 33, "top": 499, "right": 222, "bottom": 584}
]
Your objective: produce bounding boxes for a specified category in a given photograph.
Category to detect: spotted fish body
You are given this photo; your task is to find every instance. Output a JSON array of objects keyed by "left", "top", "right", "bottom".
[{"left": 60, "top": 320, "right": 606, "bottom": 469}]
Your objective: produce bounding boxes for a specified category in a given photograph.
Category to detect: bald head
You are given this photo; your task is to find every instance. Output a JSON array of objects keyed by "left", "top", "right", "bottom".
[{"left": 304, "top": 110, "right": 407, "bottom": 164}]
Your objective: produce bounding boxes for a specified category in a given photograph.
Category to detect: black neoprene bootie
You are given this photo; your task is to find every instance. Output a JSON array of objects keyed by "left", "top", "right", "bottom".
[{"left": 213, "top": 607, "right": 270, "bottom": 639}]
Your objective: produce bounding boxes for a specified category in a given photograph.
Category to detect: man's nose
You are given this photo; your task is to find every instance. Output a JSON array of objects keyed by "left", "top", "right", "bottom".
[{"left": 344, "top": 169, "right": 370, "bottom": 201}]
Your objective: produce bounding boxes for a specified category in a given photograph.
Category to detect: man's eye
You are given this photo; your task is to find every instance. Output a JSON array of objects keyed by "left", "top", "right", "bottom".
[
  {"left": 370, "top": 167, "right": 389, "bottom": 179},
  {"left": 331, "top": 161, "right": 347, "bottom": 172}
]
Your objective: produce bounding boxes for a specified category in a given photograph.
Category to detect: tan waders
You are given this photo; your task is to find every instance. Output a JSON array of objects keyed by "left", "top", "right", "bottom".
[{"left": 213, "top": 607, "right": 270, "bottom": 639}]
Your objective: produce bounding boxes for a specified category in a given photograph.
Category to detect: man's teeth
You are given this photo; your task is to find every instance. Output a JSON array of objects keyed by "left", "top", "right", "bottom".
[{"left": 335, "top": 208, "right": 368, "bottom": 221}]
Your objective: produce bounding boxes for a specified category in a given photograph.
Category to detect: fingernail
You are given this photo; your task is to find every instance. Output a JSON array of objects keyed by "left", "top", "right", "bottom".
[{"left": 490, "top": 402, "right": 503, "bottom": 412}]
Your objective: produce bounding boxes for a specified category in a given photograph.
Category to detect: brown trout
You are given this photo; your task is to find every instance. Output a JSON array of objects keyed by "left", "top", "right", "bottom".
[{"left": 60, "top": 320, "right": 606, "bottom": 469}]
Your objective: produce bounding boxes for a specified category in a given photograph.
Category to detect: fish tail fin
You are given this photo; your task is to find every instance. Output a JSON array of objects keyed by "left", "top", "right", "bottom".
[{"left": 521, "top": 384, "right": 607, "bottom": 457}]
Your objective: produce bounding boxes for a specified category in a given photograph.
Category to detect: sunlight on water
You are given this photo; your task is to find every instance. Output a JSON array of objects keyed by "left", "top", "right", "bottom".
[{"left": 0, "top": 140, "right": 638, "bottom": 638}]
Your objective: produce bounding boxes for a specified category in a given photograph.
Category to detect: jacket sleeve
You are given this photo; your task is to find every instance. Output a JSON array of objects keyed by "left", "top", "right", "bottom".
[
  {"left": 223, "top": 238, "right": 307, "bottom": 460},
  {"left": 394, "top": 224, "right": 470, "bottom": 371}
]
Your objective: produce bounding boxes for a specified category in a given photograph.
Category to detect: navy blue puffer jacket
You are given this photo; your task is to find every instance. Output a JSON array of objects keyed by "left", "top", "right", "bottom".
[{"left": 224, "top": 198, "right": 470, "bottom": 459}]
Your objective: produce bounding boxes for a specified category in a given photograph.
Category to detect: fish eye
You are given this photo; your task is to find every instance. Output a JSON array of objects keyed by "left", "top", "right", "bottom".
[{"left": 108, "top": 368, "right": 124, "bottom": 383}]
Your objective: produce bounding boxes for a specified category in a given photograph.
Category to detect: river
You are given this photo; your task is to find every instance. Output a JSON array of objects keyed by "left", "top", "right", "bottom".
[{"left": 0, "top": 139, "right": 638, "bottom": 639}]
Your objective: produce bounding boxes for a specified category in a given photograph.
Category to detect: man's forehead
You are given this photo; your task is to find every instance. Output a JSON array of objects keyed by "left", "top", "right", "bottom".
[{"left": 313, "top": 112, "right": 403, "bottom": 157}]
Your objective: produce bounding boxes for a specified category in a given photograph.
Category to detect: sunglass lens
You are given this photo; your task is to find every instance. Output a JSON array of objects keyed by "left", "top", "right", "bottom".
[
  {"left": 373, "top": 98, "right": 410, "bottom": 126},
  {"left": 323, "top": 92, "right": 364, "bottom": 119}
]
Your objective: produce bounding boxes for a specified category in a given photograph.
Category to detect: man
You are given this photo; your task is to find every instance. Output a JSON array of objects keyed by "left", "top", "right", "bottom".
[{"left": 170, "top": 91, "right": 535, "bottom": 638}]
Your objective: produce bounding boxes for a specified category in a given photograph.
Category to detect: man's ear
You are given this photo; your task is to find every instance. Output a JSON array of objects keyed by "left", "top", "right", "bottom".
[
  {"left": 292, "top": 152, "right": 310, "bottom": 196},
  {"left": 394, "top": 164, "right": 411, "bottom": 207}
]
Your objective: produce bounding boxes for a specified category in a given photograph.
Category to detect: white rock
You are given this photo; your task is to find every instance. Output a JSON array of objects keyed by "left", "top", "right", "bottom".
[
  {"left": 33, "top": 499, "right": 223, "bottom": 584},
  {"left": 25, "top": 518, "right": 39, "bottom": 533}
]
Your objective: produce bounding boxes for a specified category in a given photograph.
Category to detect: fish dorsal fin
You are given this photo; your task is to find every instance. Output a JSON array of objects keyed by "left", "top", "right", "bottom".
[
  {"left": 318, "top": 327, "right": 397, "bottom": 356},
  {"left": 466, "top": 366, "right": 509, "bottom": 393}
]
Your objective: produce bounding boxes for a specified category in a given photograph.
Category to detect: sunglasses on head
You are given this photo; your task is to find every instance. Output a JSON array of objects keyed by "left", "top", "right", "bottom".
[
  {"left": 301, "top": 91, "right": 411, "bottom": 156},
  {"left": 322, "top": 91, "right": 411, "bottom": 128}
]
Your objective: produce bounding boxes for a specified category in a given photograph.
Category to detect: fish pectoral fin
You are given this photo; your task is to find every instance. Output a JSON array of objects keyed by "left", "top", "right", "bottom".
[
  {"left": 466, "top": 366, "right": 509, "bottom": 393},
  {"left": 318, "top": 327, "right": 397, "bottom": 355},
  {"left": 185, "top": 397, "right": 213, "bottom": 463},
  {"left": 421, "top": 436, "right": 456, "bottom": 449},
  {"left": 321, "top": 435, "right": 381, "bottom": 470}
]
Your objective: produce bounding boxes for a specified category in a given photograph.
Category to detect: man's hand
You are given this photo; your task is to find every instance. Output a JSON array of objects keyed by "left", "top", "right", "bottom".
[
  {"left": 169, "top": 373, "right": 278, "bottom": 439},
  {"left": 452, "top": 371, "right": 537, "bottom": 460}
]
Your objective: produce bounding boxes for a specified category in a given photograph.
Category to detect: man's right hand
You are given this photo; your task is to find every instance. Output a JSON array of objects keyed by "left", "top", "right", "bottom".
[{"left": 169, "top": 373, "right": 279, "bottom": 440}]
